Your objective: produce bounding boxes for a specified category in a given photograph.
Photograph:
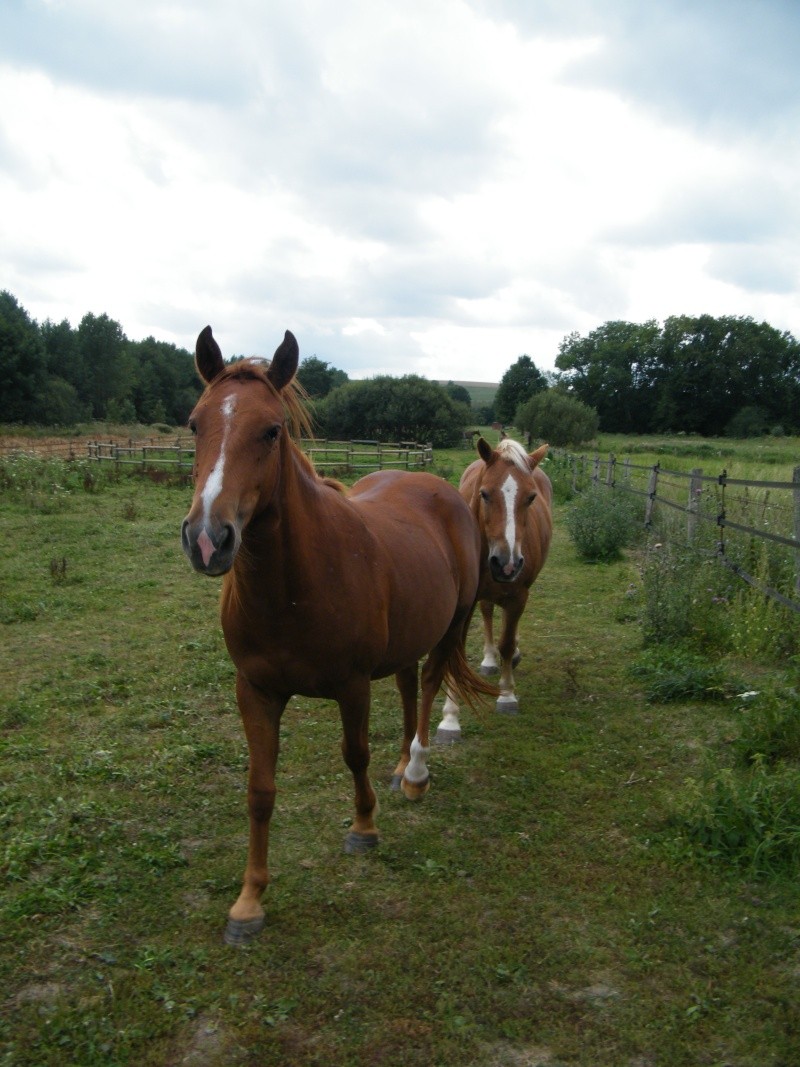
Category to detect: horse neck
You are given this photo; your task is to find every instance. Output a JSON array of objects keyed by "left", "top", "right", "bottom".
[{"left": 228, "top": 435, "right": 332, "bottom": 600}]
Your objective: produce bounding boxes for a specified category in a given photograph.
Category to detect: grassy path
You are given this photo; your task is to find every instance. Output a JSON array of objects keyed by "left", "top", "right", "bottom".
[{"left": 1, "top": 478, "right": 798, "bottom": 1066}]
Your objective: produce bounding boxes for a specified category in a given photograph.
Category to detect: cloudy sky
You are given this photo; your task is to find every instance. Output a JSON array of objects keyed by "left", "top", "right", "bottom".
[{"left": 1, "top": 1, "right": 798, "bottom": 383}]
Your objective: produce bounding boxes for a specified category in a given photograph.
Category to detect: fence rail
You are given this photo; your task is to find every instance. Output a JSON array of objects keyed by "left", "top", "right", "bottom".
[
  {"left": 0, "top": 436, "right": 433, "bottom": 476},
  {"left": 561, "top": 451, "right": 800, "bottom": 614}
]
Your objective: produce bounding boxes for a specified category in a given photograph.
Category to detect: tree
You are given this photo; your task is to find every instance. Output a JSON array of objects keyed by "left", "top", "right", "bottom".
[
  {"left": 128, "top": 336, "right": 200, "bottom": 425},
  {"left": 555, "top": 320, "right": 660, "bottom": 434},
  {"left": 77, "top": 312, "right": 132, "bottom": 419},
  {"left": 0, "top": 291, "right": 48, "bottom": 423},
  {"left": 297, "top": 356, "right": 348, "bottom": 399},
  {"left": 654, "top": 315, "right": 800, "bottom": 436},
  {"left": 515, "top": 389, "right": 599, "bottom": 447},
  {"left": 444, "top": 381, "right": 471, "bottom": 407},
  {"left": 319, "top": 376, "right": 468, "bottom": 447},
  {"left": 494, "top": 355, "right": 547, "bottom": 425}
]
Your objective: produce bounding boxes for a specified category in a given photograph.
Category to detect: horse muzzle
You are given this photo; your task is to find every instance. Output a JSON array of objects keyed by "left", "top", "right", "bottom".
[
  {"left": 181, "top": 517, "right": 240, "bottom": 576},
  {"left": 489, "top": 554, "right": 524, "bottom": 583}
]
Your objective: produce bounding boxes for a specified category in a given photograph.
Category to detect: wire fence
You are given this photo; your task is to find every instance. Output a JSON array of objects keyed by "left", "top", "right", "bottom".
[{"left": 560, "top": 451, "right": 800, "bottom": 615}]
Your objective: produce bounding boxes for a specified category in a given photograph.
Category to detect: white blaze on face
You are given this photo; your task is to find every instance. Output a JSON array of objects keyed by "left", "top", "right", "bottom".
[
  {"left": 201, "top": 394, "right": 237, "bottom": 526},
  {"left": 501, "top": 472, "right": 518, "bottom": 558}
]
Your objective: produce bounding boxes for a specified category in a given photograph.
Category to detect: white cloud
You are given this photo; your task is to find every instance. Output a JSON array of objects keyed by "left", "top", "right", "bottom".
[{"left": 1, "top": 0, "right": 799, "bottom": 383}]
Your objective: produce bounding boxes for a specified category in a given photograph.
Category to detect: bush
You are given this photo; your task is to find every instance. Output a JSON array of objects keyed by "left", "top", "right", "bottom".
[
  {"left": 565, "top": 485, "right": 641, "bottom": 562},
  {"left": 318, "top": 376, "right": 468, "bottom": 447},
  {"left": 515, "top": 390, "right": 599, "bottom": 447}
]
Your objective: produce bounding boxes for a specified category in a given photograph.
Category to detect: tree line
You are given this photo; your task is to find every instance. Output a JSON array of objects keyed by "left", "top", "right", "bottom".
[
  {"left": 3, "top": 289, "right": 797, "bottom": 445},
  {"left": 552, "top": 315, "right": 800, "bottom": 438},
  {"left": 0, "top": 292, "right": 476, "bottom": 446},
  {"left": 0, "top": 291, "right": 202, "bottom": 427}
]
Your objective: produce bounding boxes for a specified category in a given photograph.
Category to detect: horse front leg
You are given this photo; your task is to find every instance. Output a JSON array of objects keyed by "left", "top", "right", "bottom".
[
  {"left": 478, "top": 599, "right": 500, "bottom": 675},
  {"left": 339, "top": 676, "right": 380, "bottom": 854},
  {"left": 391, "top": 664, "right": 418, "bottom": 789},
  {"left": 225, "top": 672, "right": 286, "bottom": 946},
  {"left": 495, "top": 598, "right": 526, "bottom": 714}
]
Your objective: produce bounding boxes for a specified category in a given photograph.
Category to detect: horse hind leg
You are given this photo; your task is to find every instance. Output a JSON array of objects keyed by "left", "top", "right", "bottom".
[
  {"left": 402, "top": 617, "right": 469, "bottom": 798},
  {"left": 391, "top": 664, "right": 418, "bottom": 790},
  {"left": 435, "top": 686, "right": 462, "bottom": 745},
  {"left": 339, "top": 677, "right": 380, "bottom": 854},
  {"left": 401, "top": 646, "right": 448, "bottom": 800}
]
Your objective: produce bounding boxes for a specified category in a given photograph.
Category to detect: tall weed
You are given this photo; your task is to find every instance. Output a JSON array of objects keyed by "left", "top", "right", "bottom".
[
  {"left": 668, "top": 758, "right": 800, "bottom": 878},
  {"left": 636, "top": 539, "right": 733, "bottom": 650},
  {"left": 565, "top": 485, "right": 642, "bottom": 562},
  {"left": 733, "top": 685, "right": 800, "bottom": 767}
]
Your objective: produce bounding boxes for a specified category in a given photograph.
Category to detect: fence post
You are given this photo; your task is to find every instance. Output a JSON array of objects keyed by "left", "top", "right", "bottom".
[
  {"left": 644, "top": 463, "right": 659, "bottom": 526},
  {"left": 592, "top": 454, "right": 600, "bottom": 485},
  {"left": 688, "top": 468, "right": 703, "bottom": 542},
  {"left": 794, "top": 465, "right": 800, "bottom": 594},
  {"left": 605, "top": 453, "right": 615, "bottom": 487}
]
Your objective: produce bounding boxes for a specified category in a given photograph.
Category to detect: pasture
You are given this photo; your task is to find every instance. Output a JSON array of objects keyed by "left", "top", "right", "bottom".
[{"left": 1, "top": 450, "right": 799, "bottom": 1066}]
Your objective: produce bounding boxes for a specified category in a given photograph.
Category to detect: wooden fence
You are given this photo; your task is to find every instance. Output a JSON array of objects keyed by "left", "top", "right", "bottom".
[
  {"left": 0, "top": 437, "right": 433, "bottom": 476},
  {"left": 563, "top": 452, "right": 800, "bottom": 614}
]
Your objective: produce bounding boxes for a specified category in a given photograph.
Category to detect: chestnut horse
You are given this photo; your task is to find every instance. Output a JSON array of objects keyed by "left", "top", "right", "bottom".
[
  {"left": 436, "top": 435, "right": 552, "bottom": 739},
  {"left": 181, "top": 326, "right": 494, "bottom": 944}
]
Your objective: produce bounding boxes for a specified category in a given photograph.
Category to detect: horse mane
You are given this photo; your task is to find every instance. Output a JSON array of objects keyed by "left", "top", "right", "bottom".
[
  {"left": 213, "top": 359, "right": 315, "bottom": 442},
  {"left": 495, "top": 437, "right": 530, "bottom": 472}
]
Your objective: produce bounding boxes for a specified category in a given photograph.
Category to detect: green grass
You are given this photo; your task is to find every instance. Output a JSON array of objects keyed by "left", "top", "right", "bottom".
[{"left": 2, "top": 457, "right": 800, "bottom": 1065}]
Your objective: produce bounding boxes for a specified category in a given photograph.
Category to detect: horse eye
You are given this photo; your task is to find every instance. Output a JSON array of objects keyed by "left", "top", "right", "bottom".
[
  {"left": 480, "top": 489, "right": 490, "bottom": 503},
  {"left": 526, "top": 493, "right": 537, "bottom": 506},
  {"left": 263, "top": 425, "right": 281, "bottom": 442}
]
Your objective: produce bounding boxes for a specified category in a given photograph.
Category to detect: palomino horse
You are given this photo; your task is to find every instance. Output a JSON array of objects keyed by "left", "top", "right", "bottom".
[
  {"left": 436, "top": 435, "right": 552, "bottom": 739},
  {"left": 181, "top": 326, "right": 494, "bottom": 944}
]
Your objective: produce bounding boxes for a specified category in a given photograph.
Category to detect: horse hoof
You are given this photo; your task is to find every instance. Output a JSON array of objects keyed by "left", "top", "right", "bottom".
[
  {"left": 223, "top": 915, "right": 265, "bottom": 946},
  {"left": 344, "top": 830, "right": 379, "bottom": 854},
  {"left": 512, "top": 651, "right": 521, "bottom": 668},
  {"left": 479, "top": 664, "right": 499, "bottom": 677},
  {"left": 390, "top": 774, "right": 403, "bottom": 791},
  {"left": 496, "top": 696, "right": 519, "bottom": 715},
  {"left": 401, "top": 776, "right": 430, "bottom": 801},
  {"left": 434, "top": 726, "right": 462, "bottom": 745}
]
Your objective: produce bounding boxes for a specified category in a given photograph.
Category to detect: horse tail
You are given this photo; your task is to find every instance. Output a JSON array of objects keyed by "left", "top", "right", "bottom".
[{"left": 443, "top": 637, "right": 499, "bottom": 710}]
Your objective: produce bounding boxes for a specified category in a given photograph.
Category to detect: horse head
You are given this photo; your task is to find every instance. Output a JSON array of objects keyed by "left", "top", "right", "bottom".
[
  {"left": 181, "top": 326, "right": 300, "bottom": 575},
  {"left": 474, "top": 436, "right": 548, "bottom": 583}
]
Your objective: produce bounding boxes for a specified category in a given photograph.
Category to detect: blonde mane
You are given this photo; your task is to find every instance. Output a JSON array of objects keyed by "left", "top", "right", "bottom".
[{"left": 495, "top": 437, "right": 530, "bottom": 472}]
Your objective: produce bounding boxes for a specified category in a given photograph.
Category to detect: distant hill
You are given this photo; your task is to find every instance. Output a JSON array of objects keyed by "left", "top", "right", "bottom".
[{"left": 438, "top": 380, "right": 498, "bottom": 408}]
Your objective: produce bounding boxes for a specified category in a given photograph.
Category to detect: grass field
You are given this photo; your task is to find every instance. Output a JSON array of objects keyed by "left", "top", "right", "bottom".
[{"left": 1, "top": 449, "right": 799, "bottom": 1066}]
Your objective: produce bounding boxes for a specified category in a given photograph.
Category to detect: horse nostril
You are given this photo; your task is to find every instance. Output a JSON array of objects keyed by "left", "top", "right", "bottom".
[{"left": 219, "top": 523, "right": 236, "bottom": 554}]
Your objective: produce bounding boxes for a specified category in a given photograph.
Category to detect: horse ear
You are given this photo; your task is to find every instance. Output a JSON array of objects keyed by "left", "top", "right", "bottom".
[
  {"left": 195, "top": 326, "right": 225, "bottom": 384},
  {"left": 267, "top": 330, "right": 299, "bottom": 392},
  {"left": 477, "top": 436, "right": 495, "bottom": 465},
  {"left": 528, "top": 443, "right": 549, "bottom": 469}
]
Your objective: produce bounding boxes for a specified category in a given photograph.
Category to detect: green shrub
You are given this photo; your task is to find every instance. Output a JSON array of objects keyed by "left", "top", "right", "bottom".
[
  {"left": 565, "top": 485, "right": 641, "bottom": 562},
  {"left": 515, "top": 389, "right": 599, "bottom": 447}
]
